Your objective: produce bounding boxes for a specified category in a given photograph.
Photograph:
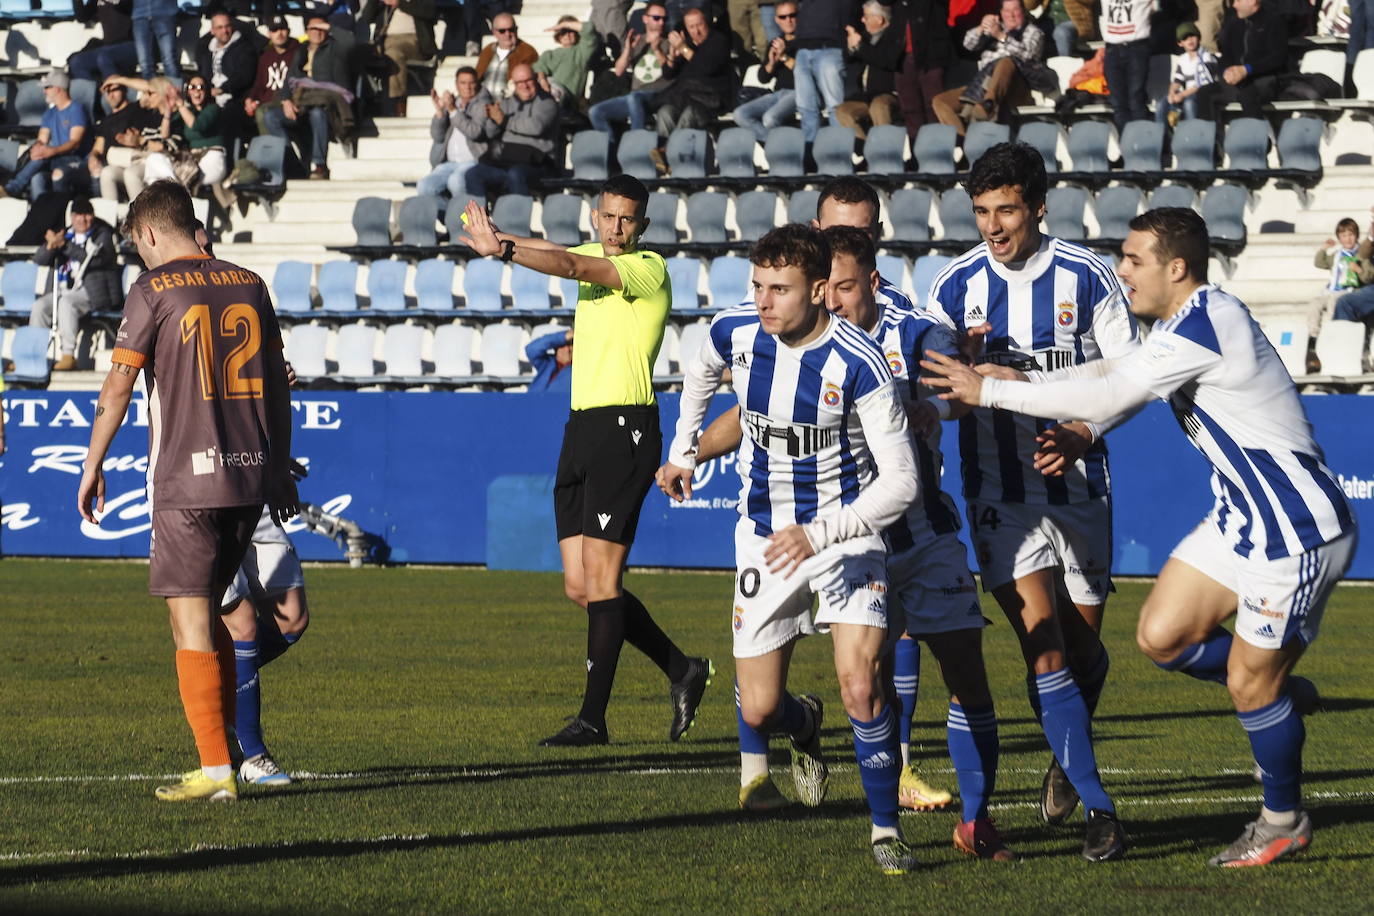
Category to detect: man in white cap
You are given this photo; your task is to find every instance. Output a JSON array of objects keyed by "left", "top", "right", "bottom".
[{"left": 2, "top": 69, "right": 90, "bottom": 199}]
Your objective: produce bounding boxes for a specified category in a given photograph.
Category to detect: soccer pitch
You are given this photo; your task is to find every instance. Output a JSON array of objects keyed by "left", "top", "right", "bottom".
[{"left": 1, "top": 559, "right": 1371, "bottom": 914}]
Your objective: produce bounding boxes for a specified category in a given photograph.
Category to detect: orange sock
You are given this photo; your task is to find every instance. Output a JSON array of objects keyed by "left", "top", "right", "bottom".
[
  {"left": 213, "top": 618, "right": 237, "bottom": 730},
  {"left": 175, "top": 649, "right": 231, "bottom": 769}
]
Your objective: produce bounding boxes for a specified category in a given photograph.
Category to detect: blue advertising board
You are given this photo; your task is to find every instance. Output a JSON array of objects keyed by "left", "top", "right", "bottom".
[{"left": 2, "top": 390, "right": 1372, "bottom": 577}]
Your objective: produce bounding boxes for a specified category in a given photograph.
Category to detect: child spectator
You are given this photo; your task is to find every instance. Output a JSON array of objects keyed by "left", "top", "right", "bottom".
[
  {"left": 1306, "top": 213, "right": 1374, "bottom": 372},
  {"left": 1155, "top": 22, "right": 1217, "bottom": 127}
]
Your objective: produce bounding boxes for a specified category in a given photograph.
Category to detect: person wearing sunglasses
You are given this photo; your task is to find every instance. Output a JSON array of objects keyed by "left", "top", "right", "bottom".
[
  {"left": 142, "top": 78, "right": 230, "bottom": 191},
  {"left": 476, "top": 12, "right": 538, "bottom": 100},
  {"left": 587, "top": 2, "right": 671, "bottom": 135},
  {"left": 732, "top": 2, "right": 800, "bottom": 144},
  {"left": 264, "top": 17, "right": 354, "bottom": 180}
]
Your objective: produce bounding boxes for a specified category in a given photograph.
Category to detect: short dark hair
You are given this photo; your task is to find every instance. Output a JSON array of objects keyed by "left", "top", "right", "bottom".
[
  {"left": 822, "top": 225, "right": 876, "bottom": 272},
  {"left": 965, "top": 141, "right": 1048, "bottom": 210},
  {"left": 750, "top": 224, "right": 831, "bottom": 282},
  {"left": 124, "top": 179, "right": 196, "bottom": 241},
  {"left": 1129, "top": 207, "right": 1209, "bottom": 281},
  {"left": 1336, "top": 217, "right": 1360, "bottom": 236},
  {"left": 456, "top": 65, "right": 478, "bottom": 80},
  {"left": 599, "top": 173, "right": 649, "bottom": 211},
  {"left": 816, "top": 176, "right": 880, "bottom": 220}
]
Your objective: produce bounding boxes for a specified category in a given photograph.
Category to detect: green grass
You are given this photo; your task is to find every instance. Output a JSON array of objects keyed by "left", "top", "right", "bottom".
[{"left": 1, "top": 559, "right": 1371, "bottom": 914}]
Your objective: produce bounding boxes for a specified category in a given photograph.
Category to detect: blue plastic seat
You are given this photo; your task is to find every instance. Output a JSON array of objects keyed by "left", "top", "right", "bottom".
[
  {"left": 398, "top": 196, "right": 438, "bottom": 248},
  {"left": 888, "top": 188, "right": 933, "bottom": 242},
  {"left": 336, "top": 324, "right": 380, "bottom": 380},
  {"left": 685, "top": 191, "right": 729, "bottom": 244},
  {"left": 666, "top": 257, "right": 702, "bottom": 309},
  {"left": 570, "top": 129, "right": 610, "bottom": 181},
  {"left": 1, "top": 261, "right": 40, "bottom": 315},
  {"left": 814, "top": 125, "right": 856, "bottom": 176},
  {"left": 785, "top": 189, "right": 820, "bottom": 226},
  {"left": 272, "top": 260, "right": 314, "bottom": 313},
  {"left": 433, "top": 322, "right": 475, "bottom": 377},
  {"left": 716, "top": 127, "right": 759, "bottom": 179},
  {"left": 666, "top": 128, "right": 711, "bottom": 179},
  {"left": 1223, "top": 118, "right": 1270, "bottom": 171},
  {"left": 1202, "top": 183, "right": 1249, "bottom": 243},
  {"left": 764, "top": 126, "right": 805, "bottom": 177},
  {"left": 912, "top": 123, "right": 957, "bottom": 175},
  {"left": 5, "top": 326, "right": 51, "bottom": 384},
  {"left": 937, "top": 189, "right": 978, "bottom": 242},
  {"left": 1172, "top": 119, "right": 1217, "bottom": 170},
  {"left": 1120, "top": 120, "right": 1164, "bottom": 173},
  {"left": 735, "top": 189, "right": 779, "bottom": 242},
  {"left": 243, "top": 134, "right": 287, "bottom": 186},
  {"left": 963, "top": 122, "right": 1010, "bottom": 169},
  {"left": 463, "top": 259, "right": 505, "bottom": 310},
  {"left": 863, "top": 125, "right": 907, "bottom": 174},
  {"left": 352, "top": 197, "right": 393, "bottom": 248},
  {"left": 1016, "top": 121, "right": 1062, "bottom": 172},
  {"left": 480, "top": 323, "right": 525, "bottom": 378},
  {"left": 708, "top": 256, "right": 752, "bottom": 308},
  {"left": 616, "top": 130, "right": 660, "bottom": 181},
  {"left": 1147, "top": 184, "right": 1198, "bottom": 210},
  {"left": 510, "top": 264, "right": 551, "bottom": 310},
  {"left": 1094, "top": 186, "right": 1143, "bottom": 239},
  {"left": 539, "top": 193, "right": 584, "bottom": 246},
  {"left": 414, "top": 258, "right": 456, "bottom": 313},
  {"left": 641, "top": 192, "right": 681, "bottom": 246},
  {"left": 366, "top": 259, "right": 409, "bottom": 312},
  {"left": 316, "top": 261, "right": 360, "bottom": 315},
  {"left": 1067, "top": 121, "right": 1112, "bottom": 173},
  {"left": 1046, "top": 186, "right": 1089, "bottom": 240},
  {"left": 490, "top": 193, "right": 533, "bottom": 238},
  {"left": 383, "top": 324, "right": 427, "bottom": 380},
  {"left": 911, "top": 255, "right": 952, "bottom": 306},
  {"left": 284, "top": 324, "right": 329, "bottom": 379},
  {"left": 1276, "top": 117, "right": 1323, "bottom": 172}
]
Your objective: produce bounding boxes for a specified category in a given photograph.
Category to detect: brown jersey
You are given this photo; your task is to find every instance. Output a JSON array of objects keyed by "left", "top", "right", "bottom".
[{"left": 112, "top": 253, "right": 285, "bottom": 510}]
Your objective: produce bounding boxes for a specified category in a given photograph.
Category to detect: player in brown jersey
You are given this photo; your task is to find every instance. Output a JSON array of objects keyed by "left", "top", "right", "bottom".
[{"left": 77, "top": 180, "right": 297, "bottom": 802}]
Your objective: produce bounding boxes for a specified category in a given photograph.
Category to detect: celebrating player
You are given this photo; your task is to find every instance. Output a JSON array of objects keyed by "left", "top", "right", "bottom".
[
  {"left": 660, "top": 225, "right": 922, "bottom": 874},
  {"left": 77, "top": 180, "right": 297, "bottom": 802},
  {"left": 925, "top": 142, "right": 1134, "bottom": 861},
  {"left": 459, "top": 176, "right": 712, "bottom": 747},
  {"left": 922, "top": 206, "right": 1357, "bottom": 866}
]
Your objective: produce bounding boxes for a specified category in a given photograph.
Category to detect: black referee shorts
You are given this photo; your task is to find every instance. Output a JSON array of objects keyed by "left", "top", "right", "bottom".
[{"left": 554, "top": 405, "right": 661, "bottom": 545}]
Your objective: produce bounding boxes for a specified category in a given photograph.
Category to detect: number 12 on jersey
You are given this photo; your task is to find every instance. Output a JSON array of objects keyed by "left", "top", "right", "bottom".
[{"left": 180, "top": 303, "right": 265, "bottom": 400}]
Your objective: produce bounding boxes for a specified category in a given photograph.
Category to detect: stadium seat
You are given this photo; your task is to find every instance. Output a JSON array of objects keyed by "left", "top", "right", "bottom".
[
  {"left": 316, "top": 261, "right": 360, "bottom": 315},
  {"left": 0, "top": 138, "right": 19, "bottom": 175},
  {"left": 352, "top": 197, "right": 393, "bottom": 248},
  {"left": 433, "top": 322, "right": 475, "bottom": 377},
  {"left": 570, "top": 130, "right": 610, "bottom": 181},
  {"left": 963, "top": 122, "right": 1009, "bottom": 169},
  {"left": 912, "top": 123, "right": 957, "bottom": 175},
  {"left": 1258, "top": 316, "right": 1309, "bottom": 377},
  {"left": 121, "top": 263, "right": 141, "bottom": 295},
  {"left": 1119, "top": 120, "right": 1164, "bottom": 173},
  {"left": 539, "top": 193, "right": 584, "bottom": 245},
  {"left": 1222, "top": 118, "right": 1270, "bottom": 170},
  {"left": 888, "top": 187, "right": 933, "bottom": 242},
  {"left": 685, "top": 191, "right": 729, "bottom": 244},
  {"left": 243, "top": 134, "right": 287, "bottom": 186},
  {"left": 786, "top": 189, "right": 820, "bottom": 225},
  {"left": 11, "top": 80, "right": 47, "bottom": 128},
  {"left": 666, "top": 128, "right": 712, "bottom": 178},
  {"left": 1351, "top": 47, "right": 1374, "bottom": 99},
  {"left": 937, "top": 188, "right": 978, "bottom": 242},
  {"left": 1201, "top": 183, "right": 1249, "bottom": 245},
  {"left": 642, "top": 192, "right": 681, "bottom": 246},
  {"left": 677, "top": 321, "right": 711, "bottom": 369},
  {"left": 911, "top": 254, "right": 952, "bottom": 305},
  {"left": 654, "top": 322, "right": 677, "bottom": 377},
  {"left": 69, "top": 78, "right": 97, "bottom": 122},
  {"left": 510, "top": 264, "right": 552, "bottom": 310},
  {"left": 876, "top": 254, "right": 907, "bottom": 288},
  {"left": 414, "top": 258, "right": 456, "bottom": 313},
  {"left": 1067, "top": 121, "right": 1112, "bottom": 173},
  {"left": 735, "top": 189, "right": 779, "bottom": 242},
  {"left": 667, "top": 257, "right": 703, "bottom": 308},
  {"left": 1172, "top": 119, "right": 1217, "bottom": 171},
  {"left": 716, "top": 127, "right": 759, "bottom": 180},
  {"left": 5, "top": 325, "right": 51, "bottom": 385},
  {"left": 480, "top": 323, "right": 525, "bottom": 378},
  {"left": 1298, "top": 48, "right": 1346, "bottom": 92},
  {"left": 2, "top": 261, "right": 40, "bottom": 315},
  {"left": 1148, "top": 184, "right": 1198, "bottom": 210},
  {"left": 558, "top": 276, "right": 579, "bottom": 308},
  {"left": 1046, "top": 186, "right": 1089, "bottom": 240},
  {"left": 814, "top": 125, "right": 856, "bottom": 175},
  {"left": 285, "top": 323, "right": 329, "bottom": 380},
  {"left": 1016, "top": 121, "right": 1062, "bottom": 172},
  {"left": 398, "top": 196, "right": 438, "bottom": 248},
  {"left": 366, "top": 259, "right": 409, "bottom": 312},
  {"left": 382, "top": 323, "right": 427, "bottom": 381},
  {"left": 1093, "top": 186, "right": 1142, "bottom": 240},
  {"left": 463, "top": 259, "right": 505, "bottom": 310},
  {"left": 764, "top": 126, "right": 806, "bottom": 177},
  {"left": 1314, "top": 320, "right": 1366, "bottom": 376},
  {"left": 617, "top": 129, "right": 660, "bottom": 181},
  {"left": 708, "top": 256, "right": 751, "bottom": 307},
  {"left": 443, "top": 194, "right": 477, "bottom": 243},
  {"left": 1276, "top": 116, "right": 1324, "bottom": 173},
  {"left": 863, "top": 124, "right": 907, "bottom": 174},
  {"left": 273, "top": 260, "right": 314, "bottom": 313},
  {"left": 490, "top": 193, "right": 534, "bottom": 239},
  {"left": 336, "top": 324, "right": 380, "bottom": 380}
]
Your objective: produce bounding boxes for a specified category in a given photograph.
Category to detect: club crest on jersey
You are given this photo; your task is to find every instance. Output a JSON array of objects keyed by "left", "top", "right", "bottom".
[
  {"left": 821, "top": 381, "right": 842, "bottom": 408},
  {"left": 733, "top": 605, "right": 745, "bottom": 632},
  {"left": 1057, "top": 301, "right": 1076, "bottom": 327},
  {"left": 885, "top": 349, "right": 905, "bottom": 376}
]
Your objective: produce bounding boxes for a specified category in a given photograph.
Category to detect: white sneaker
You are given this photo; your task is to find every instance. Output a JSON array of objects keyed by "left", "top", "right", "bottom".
[{"left": 240, "top": 753, "right": 291, "bottom": 786}]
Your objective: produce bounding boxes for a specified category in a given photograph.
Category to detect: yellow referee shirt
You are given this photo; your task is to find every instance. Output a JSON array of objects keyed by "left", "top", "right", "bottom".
[{"left": 568, "top": 242, "right": 671, "bottom": 410}]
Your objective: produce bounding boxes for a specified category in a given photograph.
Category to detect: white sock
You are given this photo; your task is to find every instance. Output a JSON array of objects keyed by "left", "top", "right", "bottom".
[
  {"left": 203, "top": 764, "right": 233, "bottom": 781},
  {"left": 899, "top": 741, "right": 910, "bottom": 768},
  {"left": 740, "top": 752, "right": 769, "bottom": 788},
  {"left": 1260, "top": 806, "right": 1301, "bottom": 828},
  {"left": 871, "top": 823, "right": 899, "bottom": 843}
]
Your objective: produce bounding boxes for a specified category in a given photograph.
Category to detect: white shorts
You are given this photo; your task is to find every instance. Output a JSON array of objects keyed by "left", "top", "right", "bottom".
[
  {"left": 732, "top": 517, "right": 890, "bottom": 659},
  {"left": 1171, "top": 520, "right": 1356, "bottom": 651},
  {"left": 966, "top": 497, "right": 1113, "bottom": 605},
  {"left": 221, "top": 521, "right": 304, "bottom": 607},
  {"left": 887, "top": 527, "right": 985, "bottom": 637}
]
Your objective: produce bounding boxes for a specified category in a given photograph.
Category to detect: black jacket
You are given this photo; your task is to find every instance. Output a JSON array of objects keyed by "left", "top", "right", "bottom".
[
  {"left": 278, "top": 36, "right": 355, "bottom": 100},
  {"left": 359, "top": 0, "right": 438, "bottom": 60},
  {"left": 196, "top": 26, "right": 260, "bottom": 106},
  {"left": 845, "top": 25, "right": 903, "bottom": 101},
  {"left": 1216, "top": 4, "right": 1293, "bottom": 81},
  {"left": 34, "top": 217, "right": 122, "bottom": 311},
  {"left": 890, "top": 0, "right": 952, "bottom": 70},
  {"left": 795, "top": 0, "right": 861, "bottom": 49}
]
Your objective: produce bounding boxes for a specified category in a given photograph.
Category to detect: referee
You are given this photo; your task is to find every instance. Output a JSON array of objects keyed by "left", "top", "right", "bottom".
[{"left": 460, "top": 175, "right": 713, "bottom": 747}]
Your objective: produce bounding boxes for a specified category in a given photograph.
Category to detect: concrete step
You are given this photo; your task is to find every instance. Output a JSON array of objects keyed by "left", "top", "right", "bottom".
[
  {"left": 251, "top": 219, "right": 359, "bottom": 247},
  {"left": 326, "top": 156, "right": 430, "bottom": 183},
  {"left": 355, "top": 136, "right": 433, "bottom": 162}
]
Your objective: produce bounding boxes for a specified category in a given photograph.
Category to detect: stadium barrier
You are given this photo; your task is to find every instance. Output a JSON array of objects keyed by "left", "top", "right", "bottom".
[{"left": 3, "top": 390, "right": 1372, "bottom": 578}]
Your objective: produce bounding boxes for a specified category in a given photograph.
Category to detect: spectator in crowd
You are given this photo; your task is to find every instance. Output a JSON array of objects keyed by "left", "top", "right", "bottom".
[
  {"left": 1155, "top": 22, "right": 1216, "bottom": 126},
  {"left": 525, "top": 327, "right": 574, "bottom": 392},
  {"left": 590, "top": 0, "right": 633, "bottom": 55},
  {"left": 1027, "top": 0, "right": 1079, "bottom": 57},
  {"left": 1061, "top": 0, "right": 1098, "bottom": 45},
  {"left": 244, "top": 18, "right": 300, "bottom": 135},
  {"left": 266, "top": 17, "right": 355, "bottom": 180},
  {"left": 1196, "top": 0, "right": 1294, "bottom": 120},
  {"left": 587, "top": 2, "right": 672, "bottom": 134},
  {"left": 729, "top": 0, "right": 769, "bottom": 61},
  {"left": 1100, "top": 0, "right": 1153, "bottom": 130},
  {"left": 197, "top": 12, "right": 259, "bottom": 153},
  {"left": 143, "top": 77, "right": 229, "bottom": 192},
  {"left": 792, "top": 0, "right": 857, "bottom": 144},
  {"left": 464, "top": 63, "right": 560, "bottom": 199},
  {"left": 1306, "top": 213, "right": 1374, "bottom": 372},
  {"left": 533, "top": 16, "right": 602, "bottom": 109},
  {"left": 132, "top": 0, "right": 181, "bottom": 83},
  {"left": 95, "top": 74, "right": 177, "bottom": 200},
  {"left": 85, "top": 80, "right": 159, "bottom": 198},
  {"left": 891, "top": 0, "right": 952, "bottom": 140},
  {"left": 69, "top": 0, "right": 138, "bottom": 82},
  {"left": 836, "top": 1, "right": 902, "bottom": 139},
  {"left": 360, "top": 0, "right": 439, "bottom": 117},
  {"left": 732, "top": 2, "right": 799, "bottom": 143},
  {"left": 418, "top": 66, "right": 491, "bottom": 202},
  {"left": 477, "top": 13, "right": 540, "bottom": 100},
  {"left": 29, "top": 198, "right": 121, "bottom": 372},
  {"left": 1349, "top": 0, "right": 1374, "bottom": 71},
  {"left": 931, "top": 0, "right": 1054, "bottom": 135},
  {"left": 2, "top": 70, "right": 89, "bottom": 201},
  {"left": 652, "top": 8, "right": 732, "bottom": 138},
  {"left": 1196, "top": 0, "right": 1226, "bottom": 51}
]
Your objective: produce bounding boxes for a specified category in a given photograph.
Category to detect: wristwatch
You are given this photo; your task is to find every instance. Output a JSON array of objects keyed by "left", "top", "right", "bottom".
[{"left": 499, "top": 239, "right": 516, "bottom": 262}]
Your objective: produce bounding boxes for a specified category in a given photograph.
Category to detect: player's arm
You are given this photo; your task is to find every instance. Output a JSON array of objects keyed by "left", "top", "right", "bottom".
[
  {"left": 911, "top": 323, "right": 971, "bottom": 432},
  {"left": 263, "top": 333, "right": 299, "bottom": 526},
  {"left": 659, "top": 326, "right": 729, "bottom": 501},
  {"left": 459, "top": 199, "right": 623, "bottom": 287},
  {"left": 698, "top": 405, "right": 743, "bottom": 461},
  {"left": 77, "top": 362, "right": 139, "bottom": 522}
]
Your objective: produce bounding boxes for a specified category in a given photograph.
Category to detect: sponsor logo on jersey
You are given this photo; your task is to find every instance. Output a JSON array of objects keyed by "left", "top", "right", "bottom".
[
  {"left": 1243, "top": 596, "right": 1284, "bottom": 619},
  {"left": 821, "top": 381, "right": 842, "bottom": 408},
  {"left": 1255, "top": 623, "right": 1277, "bottom": 640},
  {"left": 218, "top": 449, "right": 266, "bottom": 468},
  {"left": 885, "top": 349, "right": 905, "bottom": 376},
  {"left": 743, "top": 411, "right": 837, "bottom": 459},
  {"left": 966, "top": 304, "right": 985, "bottom": 323},
  {"left": 859, "top": 751, "right": 895, "bottom": 770},
  {"left": 191, "top": 448, "right": 217, "bottom": 476},
  {"left": 1057, "top": 301, "right": 1076, "bottom": 327},
  {"left": 734, "top": 352, "right": 750, "bottom": 369}
]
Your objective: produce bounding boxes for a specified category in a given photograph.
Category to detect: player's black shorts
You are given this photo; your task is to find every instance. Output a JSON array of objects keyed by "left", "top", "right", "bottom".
[
  {"left": 554, "top": 405, "right": 661, "bottom": 545},
  {"left": 148, "top": 505, "right": 260, "bottom": 598}
]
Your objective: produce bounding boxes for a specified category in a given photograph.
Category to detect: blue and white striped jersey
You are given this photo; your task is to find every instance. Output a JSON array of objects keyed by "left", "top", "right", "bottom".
[
  {"left": 670, "top": 306, "right": 908, "bottom": 537},
  {"left": 927, "top": 237, "right": 1139, "bottom": 505},
  {"left": 1118, "top": 286, "right": 1354, "bottom": 560}
]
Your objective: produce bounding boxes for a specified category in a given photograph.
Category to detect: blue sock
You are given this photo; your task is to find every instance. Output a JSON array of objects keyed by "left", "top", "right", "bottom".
[
  {"left": 1240, "top": 694, "right": 1305, "bottom": 813},
  {"left": 1031, "top": 669, "right": 1113, "bottom": 816},
  {"left": 893, "top": 638, "right": 919, "bottom": 753},
  {"left": 947, "top": 702, "right": 998, "bottom": 822},
  {"left": 1076, "top": 645, "right": 1110, "bottom": 718},
  {"left": 1156, "top": 626, "right": 1232, "bottom": 684},
  {"left": 735, "top": 681, "right": 769, "bottom": 755},
  {"left": 850, "top": 706, "right": 901, "bottom": 828},
  {"left": 233, "top": 640, "right": 267, "bottom": 759}
]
